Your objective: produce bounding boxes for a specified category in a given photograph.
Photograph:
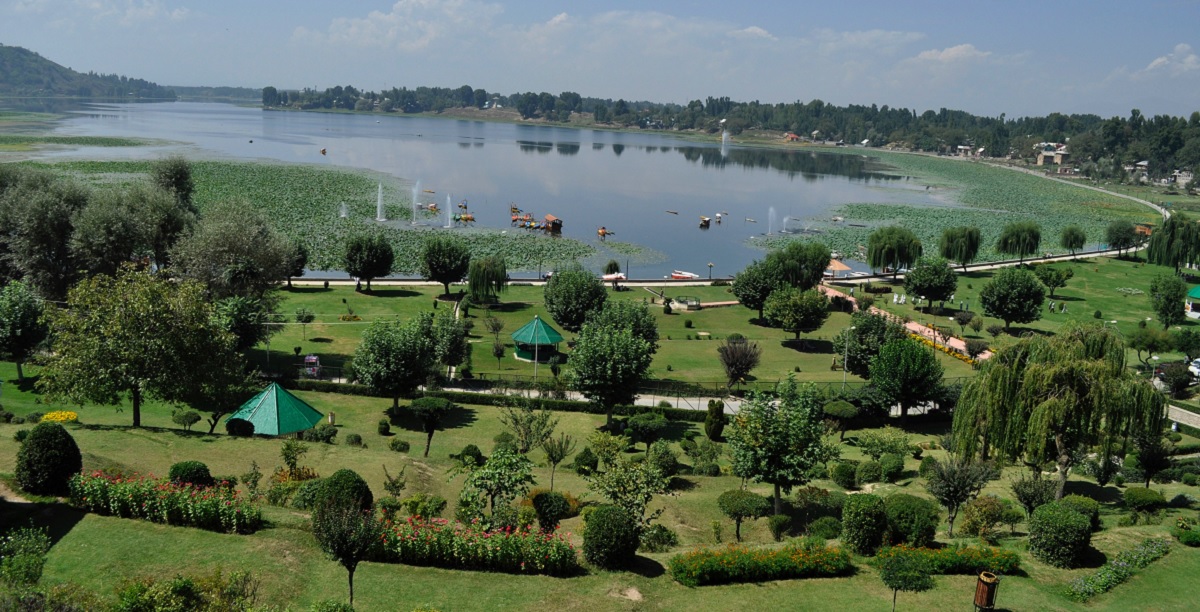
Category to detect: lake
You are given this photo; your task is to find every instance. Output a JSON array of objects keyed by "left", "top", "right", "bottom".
[{"left": 40, "top": 102, "right": 949, "bottom": 277}]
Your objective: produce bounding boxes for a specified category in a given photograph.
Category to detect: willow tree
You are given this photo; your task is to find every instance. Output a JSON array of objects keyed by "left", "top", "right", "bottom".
[
  {"left": 995, "top": 221, "right": 1041, "bottom": 264},
  {"left": 867, "top": 226, "right": 922, "bottom": 279},
  {"left": 1146, "top": 213, "right": 1198, "bottom": 272},
  {"left": 939, "top": 226, "right": 982, "bottom": 271},
  {"left": 952, "top": 322, "right": 1163, "bottom": 499},
  {"left": 468, "top": 255, "right": 507, "bottom": 304}
]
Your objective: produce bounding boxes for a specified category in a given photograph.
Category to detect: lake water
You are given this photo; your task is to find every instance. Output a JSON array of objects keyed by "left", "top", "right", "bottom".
[{"left": 39, "top": 102, "right": 949, "bottom": 277}]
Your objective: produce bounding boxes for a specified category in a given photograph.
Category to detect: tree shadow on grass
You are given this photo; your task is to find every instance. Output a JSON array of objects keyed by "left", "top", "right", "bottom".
[
  {"left": 782, "top": 339, "right": 834, "bottom": 354},
  {"left": 623, "top": 555, "right": 666, "bottom": 578},
  {"left": 660, "top": 421, "right": 698, "bottom": 443},
  {"left": 483, "top": 302, "right": 533, "bottom": 314},
  {"left": 1077, "top": 546, "right": 1109, "bottom": 569},
  {"left": 11, "top": 374, "right": 40, "bottom": 392},
  {"left": 0, "top": 497, "right": 87, "bottom": 547},
  {"left": 366, "top": 288, "right": 422, "bottom": 299},
  {"left": 388, "top": 404, "right": 478, "bottom": 433},
  {"left": 308, "top": 337, "right": 334, "bottom": 343},
  {"left": 285, "top": 286, "right": 331, "bottom": 294},
  {"left": 1063, "top": 480, "right": 1123, "bottom": 504}
]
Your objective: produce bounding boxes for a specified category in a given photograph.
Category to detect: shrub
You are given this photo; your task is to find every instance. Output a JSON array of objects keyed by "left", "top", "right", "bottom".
[
  {"left": 171, "top": 409, "right": 202, "bottom": 430},
  {"left": 0, "top": 525, "right": 51, "bottom": 586},
  {"left": 843, "top": 494, "right": 887, "bottom": 555},
  {"left": 874, "top": 544, "right": 1021, "bottom": 575},
  {"left": 960, "top": 495, "right": 1006, "bottom": 543},
  {"left": 69, "top": 472, "right": 263, "bottom": 533},
  {"left": 1065, "top": 538, "right": 1171, "bottom": 602},
  {"left": 1176, "top": 529, "right": 1200, "bottom": 547},
  {"left": 451, "top": 444, "right": 486, "bottom": 467},
  {"left": 380, "top": 517, "right": 578, "bottom": 575},
  {"left": 399, "top": 493, "right": 447, "bottom": 519},
  {"left": 389, "top": 438, "right": 411, "bottom": 453},
  {"left": 768, "top": 515, "right": 790, "bottom": 542},
  {"left": 718, "top": 489, "right": 771, "bottom": 542},
  {"left": 1060, "top": 494, "right": 1102, "bottom": 531},
  {"left": 583, "top": 505, "right": 641, "bottom": 569},
  {"left": 114, "top": 569, "right": 259, "bottom": 612},
  {"left": 808, "top": 516, "right": 842, "bottom": 540},
  {"left": 918, "top": 455, "right": 938, "bottom": 478},
  {"left": 645, "top": 439, "right": 679, "bottom": 477},
  {"left": 856, "top": 461, "right": 883, "bottom": 487},
  {"left": 831, "top": 461, "right": 859, "bottom": 490},
  {"left": 704, "top": 400, "right": 726, "bottom": 441},
  {"left": 377, "top": 419, "right": 391, "bottom": 436},
  {"left": 225, "top": 418, "right": 254, "bottom": 437},
  {"left": 880, "top": 454, "right": 905, "bottom": 483},
  {"left": 640, "top": 524, "right": 679, "bottom": 553},
  {"left": 1029, "top": 501, "right": 1092, "bottom": 568},
  {"left": 572, "top": 447, "right": 599, "bottom": 475},
  {"left": 492, "top": 432, "right": 518, "bottom": 454},
  {"left": 667, "top": 541, "right": 852, "bottom": 587},
  {"left": 15, "top": 422, "right": 83, "bottom": 496},
  {"left": 0, "top": 409, "right": 12, "bottom": 423},
  {"left": 345, "top": 433, "right": 364, "bottom": 447},
  {"left": 12, "top": 429, "right": 29, "bottom": 443},
  {"left": 794, "top": 486, "right": 844, "bottom": 527},
  {"left": 1123, "top": 487, "right": 1166, "bottom": 512},
  {"left": 266, "top": 481, "right": 302, "bottom": 507},
  {"left": 1010, "top": 474, "right": 1057, "bottom": 516},
  {"left": 302, "top": 423, "right": 338, "bottom": 444},
  {"left": 291, "top": 478, "right": 326, "bottom": 510},
  {"left": 318, "top": 469, "right": 373, "bottom": 512},
  {"left": 532, "top": 491, "right": 570, "bottom": 532},
  {"left": 168, "top": 461, "right": 215, "bottom": 488},
  {"left": 884, "top": 494, "right": 938, "bottom": 547}
]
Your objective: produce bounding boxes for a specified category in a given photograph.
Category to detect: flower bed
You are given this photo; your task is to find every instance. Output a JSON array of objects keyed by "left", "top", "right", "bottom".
[
  {"left": 40, "top": 410, "right": 79, "bottom": 423},
  {"left": 874, "top": 544, "right": 1020, "bottom": 575},
  {"left": 68, "top": 471, "right": 262, "bottom": 534},
  {"left": 1065, "top": 538, "right": 1170, "bottom": 602},
  {"left": 667, "top": 542, "right": 853, "bottom": 587},
  {"left": 909, "top": 333, "right": 978, "bottom": 367},
  {"left": 378, "top": 517, "right": 578, "bottom": 576}
]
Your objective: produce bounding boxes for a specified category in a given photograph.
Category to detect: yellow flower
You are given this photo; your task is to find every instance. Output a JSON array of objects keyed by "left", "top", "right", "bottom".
[{"left": 42, "top": 410, "right": 79, "bottom": 423}]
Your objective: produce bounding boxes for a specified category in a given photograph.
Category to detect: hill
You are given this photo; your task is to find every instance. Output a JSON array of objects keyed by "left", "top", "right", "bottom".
[{"left": 0, "top": 43, "right": 175, "bottom": 100}]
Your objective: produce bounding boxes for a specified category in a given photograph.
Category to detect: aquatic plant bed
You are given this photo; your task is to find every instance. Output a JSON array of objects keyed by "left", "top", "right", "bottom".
[
  {"left": 68, "top": 471, "right": 263, "bottom": 534},
  {"left": 24, "top": 160, "right": 595, "bottom": 272},
  {"left": 378, "top": 517, "right": 579, "bottom": 576},
  {"left": 0, "top": 134, "right": 144, "bottom": 147},
  {"left": 1065, "top": 537, "right": 1170, "bottom": 602},
  {"left": 667, "top": 542, "right": 852, "bottom": 586},
  {"left": 873, "top": 544, "right": 1021, "bottom": 575}
]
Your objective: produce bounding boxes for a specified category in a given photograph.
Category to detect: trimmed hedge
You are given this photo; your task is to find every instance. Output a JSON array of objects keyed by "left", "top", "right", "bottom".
[
  {"left": 1123, "top": 487, "right": 1166, "bottom": 512},
  {"left": 317, "top": 469, "right": 373, "bottom": 511},
  {"left": 1066, "top": 538, "right": 1171, "bottom": 602},
  {"left": 15, "top": 422, "right": 82, "bottom": 496},
  {"left": 380, "top": 517, "right": 578, "bottom": 575},
  {"left": 68, "top": 472, "right": 262, "bottom": 533},
  {"left": 168, "top": 461, "right": 215, "bottom": 488},
  {"left": 842, "top": 494, "right": 887, "bottom": 556},
  {"left": 1060, "top": 494, "right": 1102, "bottom": 531},
  {"left": 1029, "top": 501, "right": 1092, "bottom": 568},
  {"left": 884, "top": 494, "right": 937, "bottom": 547},
  {"left": 874, "top": 544, "right": 1021, "bottom": 575},
  {"left": 668, "top": 542, "right": 853, "bottom": 587},
  {"left": 583, "top": 505, "right": 641, "bottom": 569}
]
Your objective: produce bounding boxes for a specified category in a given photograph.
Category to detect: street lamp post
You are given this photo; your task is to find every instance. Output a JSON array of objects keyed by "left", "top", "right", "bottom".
[
  {"left": 708, "top": 262, "right": 714, "bottom": 280},
  {"left": 841, "top": 326, "right": 856, "bottom": 391}
]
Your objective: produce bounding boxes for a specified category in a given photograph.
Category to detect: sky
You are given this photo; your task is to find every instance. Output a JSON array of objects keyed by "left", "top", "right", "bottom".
[{"left": 2, "top": 0, "right": 1199, "bottom": 119}]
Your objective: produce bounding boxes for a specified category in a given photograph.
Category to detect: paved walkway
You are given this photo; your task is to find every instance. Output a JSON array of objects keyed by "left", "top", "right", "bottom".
[{"left": 1168, "top": 405, "right": 1200, "bottom": 429}]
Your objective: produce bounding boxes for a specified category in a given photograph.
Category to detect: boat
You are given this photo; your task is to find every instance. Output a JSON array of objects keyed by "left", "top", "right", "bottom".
[
  {"left": 670, "top": 270, "right": 701, "bottom": 280},
  {"left": 601, "top": 272, "right": 627, "bottom": 281}
]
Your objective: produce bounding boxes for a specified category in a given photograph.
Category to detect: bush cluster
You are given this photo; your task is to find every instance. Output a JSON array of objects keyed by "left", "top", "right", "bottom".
[
  {"left": 793, "top": 486, "right": 846, "bottom": 528},
  {"left": 389, "top": 438, "right": 411, "bottom": 453},
  {"left": 1065, "top": 538, "right": 1171, "bottom": 602},
  {"left": 583, "top": 505, "right": 641, "bottom": 569},
  {"left": 379, "top": 517, "right": 578, "bottom": 576},
  {"left": 639, "top": 524, "right": 679, "bottom": 553},
  {"left": 879, "top": 454, "right": 904, "bottom": 483},
  {"left": 918, "top": 455, "right": 939, "bottom": 478},
  {"left": 855, "top": 461, "right": 883, "bottom": 487},
  {"left": 830, "top": 461, "right": 858, "bottom": 490},
  {"left": 1059, "top": 494, "right": 1102, "bottom": 531},
  {"left": 874, "top": 544, "right": 1021, "bottom": 575},
  {"left": 318, "top": 469, "right": 373, "bottom": 511},
  {"left": 960, "top": 496, "right": 1006, "bottom": 542},
  {"left": 114, "top": 569, "right": 258, "bottom": 612},
  {"left": 667, "top": 541, "right": 852, "bottom": 587},
  {"left": 842, "top": 493, "right": 887, "bottom": 556},
  {"left": 68, "top": 472, "right": 263, "bottom": 534},
  {"left": 168, "top": 461, "right": 215, "bottom": 488},
  {"left": 883, "top": 494, "right": 937, "bottom": 547},
  {"left": 808, "top": 516, "right": 843, "bottom": 540},
  {"left": 1028, "top": 501, "right": 1092, "bottom": 568},
  {"left": 301, "top": 423, "right": 338, "bottom": 444},
  {"left": 1123, "top": 487, "right": 1166, "bottom": 512},
  {"left": 15, "top": 422, "right": 83, "bottom": 496},
  {"left": 531, "top": 491, "right": 570, "bottom": 532}
]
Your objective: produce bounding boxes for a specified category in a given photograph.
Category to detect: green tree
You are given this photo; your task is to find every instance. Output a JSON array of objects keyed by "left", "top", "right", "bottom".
[
  {"left": 410, "top": 397, "right": 454, "bottom": 458},
  {"left": 38, "top": 268, "right": 236, "bottom": 428},
  {"left": 70, "top": 189, "right": 151, "bottom": 277},
  {"left": 1174, "top": 328, "right": 1200, "bottom": 361},
  {"left": 1, "top": 178, "right": 87, "bottom": 300},
  {"left": 1032, "top": 265, "right": 1073, "bottom": 298},
  {"left": 823, "top": 400, "right": 859, "bottom": 442},
  {"left": 311, "top": 500, "right": 382, "bottom": 608},
  {"left": 717, "top": 489, "right": 770, "bottom": 542},
  {"left": 425, "top": 309, "right": 471, "bottom": 377},
  {"left": 978, "top": 267, "right": 1045, "bottom": 329},
  {"left": 353, "top": 316, "right": 435, "bottom": 411},
  {"left": 903, "top": 256, "right": 957, "bottom": 310},
  {"left": 1149, "top": 272, "right": 1188, "bottom": 329},
  {"left": 499, "top": 401, "right": 559, "bottom": 454},
  {"left": 995, "top": 221, "right": 1041, "bottom": 263},
  {"left": 1146, "top": 213, "right": 1197, "bottom": 271},
  {"left": 460, "top": 448, "right": 536, "bottom": 515},
  {"left": 136, "top": 183, "right": 195, "bottom": 269},
  {"left": 831, "top": 311, "right": 909, "bottom": 379},
  {"left": 938, "top": 226, "right": 982, "bottom": 271},
  {"left": 1106, "top": 220, "right": 1139, "bottom": 256},
  {"left": 467, "top": 255, "right": 507, "bottom": 304},
  {"left": 583, "top": 299, "right": 659, "bottom": 352},
  {"left": 213, "top": 295, "right": 278, "bottom": 353},
  {"left": 763, "top": 287, "right": 830, "bottom": 342},
  {"left": 867, "top": 226, "right": 922, "bottom": 278},
  {"left": 344, "top": 230, "right": 395, "bottom": 292},
  {"left": 182, "top": 358, "right": 259, "bottom": 434},
  {"left": 923, "top": 455, "right": 994, "bottom": 536},
  {"left": 603, "top": 259, "right": 621, "bottom": 289},
  {"left": 422, "top": 235, "right": 471, "bottom": 298},
  {"left": 1127, "top": 325, "right": 1172, "bottom": 366},
  {"left": 569, "top": 323, "right": 652, "bottom": 427},
  {"left": 171, "top": 201, "right": 293, "bottom": 301},
  {"left": 0, "top": 280, "right": 47, "bottom": 382},
  {"left": 286, "top": 240, "right": 308, "bottom": 289},
  {"left": 1060, "top": 225, "right": 1087, "bottom": 255},
  {"left": 954, "top": 322, "right": 1164, "bottom": 499},
  {"left": 717, "top": 336, "right": 762, "bottom": 388},
  {"left": 732, "top": 259, "right": 781, "bottom": 320},
  {"left": 543, "top": 263, "right": 607, "bottom": 332},
  {"left": 727, "top": 377, "right": 838, "bottom": 514},
  {"left": 765, "top": 241, "right": 831, "bottom": 290},
  {"left": 541, "top": 433, "right": 576, "bottom": 491},
  {"left": 869, "top": 339, "right": 944, "bottom": 421},
  {"left": 878, "top": 550, "right": 934, "bottom": 612},
  {"left": 294, "top": 307, "right": 315, "bottom": 340},
  {"left": 585, "top": 456, "right": 669, "bottom": 524},
  {"left": 151, "top": 155, "right": 195, "bottom": 211}
]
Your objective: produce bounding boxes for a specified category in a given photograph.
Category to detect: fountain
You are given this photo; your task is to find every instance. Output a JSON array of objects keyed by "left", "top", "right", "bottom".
[
  {"left": 721, "top": 130, "right": 730, "bottom": 147},
  {"left": 780, "top": 215, "right": 791, "bottom": 233},
  {"left": 411, "top": 180, "right": 421, "bottom": 225},
  {"left": 768, "top": 206, "right": 777, "bottom": 235},
  {"left": 339, "top": 201, "right": 348, "bottom": 219},
  {"left": 445, "top": 193, "right": 453, "bottom": 228},
  {"left": 375, "top": 183, "right": 385, "bottom": 221}
]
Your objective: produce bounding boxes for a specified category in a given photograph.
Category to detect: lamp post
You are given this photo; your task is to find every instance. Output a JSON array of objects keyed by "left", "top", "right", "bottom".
[
  {"left": 841, "top": 326, "right": 856, "bottom": 391},
  {"left": 708, "top": 262, "right": 714, "bottom": 280}
]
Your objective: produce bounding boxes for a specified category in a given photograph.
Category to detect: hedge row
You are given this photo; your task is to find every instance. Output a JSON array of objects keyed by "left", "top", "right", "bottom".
[
  {"left": 378, "top": 517, "right": 578, "bottom": 576},
  {"left": 874, "top": 544, "right": 1021, "bottom": 575},
  {"left": 667, "top": 542, "right": 852, "bottom": 587},
  {"left": 68, "top": 472, "right": 262, "bottom": 534}
]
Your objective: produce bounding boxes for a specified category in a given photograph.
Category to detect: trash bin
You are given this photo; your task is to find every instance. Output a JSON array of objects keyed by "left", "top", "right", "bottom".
[
  {"left": 974, "top": 571, "right": 999, "bottom": 610},
  {"left": 328, "top": 412, "right": 336, "bottom": 426}
]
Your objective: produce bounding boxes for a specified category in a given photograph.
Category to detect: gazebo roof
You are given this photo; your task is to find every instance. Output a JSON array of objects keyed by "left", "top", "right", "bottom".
[
  {"left": 826, "top": 260, "right": 852, "bottom": 272},
  {"left": 1188, "top": 285, "right": 1200, "bottom": 300},
  {"left": 510, "top": 315, "right": 564, "bottom": 346},
  {"left": 227, "top": 383, "right": 324, "bottom": 436}
]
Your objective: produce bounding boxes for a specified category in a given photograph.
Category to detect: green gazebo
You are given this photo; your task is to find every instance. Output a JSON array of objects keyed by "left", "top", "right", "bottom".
[
  {"left": 510, "top": 315, "right": 563, "bottom": 362},
  {"left": 227, "top": 383, "right": 325, "bottom": 436}
]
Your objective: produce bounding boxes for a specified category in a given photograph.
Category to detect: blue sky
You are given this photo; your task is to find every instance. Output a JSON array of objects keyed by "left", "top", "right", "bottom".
[{"left": 2, "top": 0, "right": 1198, "bottom": 118}]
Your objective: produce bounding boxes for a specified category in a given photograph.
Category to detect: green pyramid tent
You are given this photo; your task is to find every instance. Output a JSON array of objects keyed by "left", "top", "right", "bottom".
[
  {"left": 510, "top": 315, "right": 563, "bottom": 361},
  {"left": 227, "top": 383, "right": 324, "bottom": 436}
]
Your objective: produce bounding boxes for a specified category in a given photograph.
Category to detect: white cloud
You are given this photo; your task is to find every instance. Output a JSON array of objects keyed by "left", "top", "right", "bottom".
[
  {"left": 729, "top": 26, "right": 775, "bottom": 41},
  {"left": 293, "top": 0, "right": 502, "bottom": 52},
  {"left": 912, "top": 43, "right": 990, "bottom": 63},
  {"left": 73, "top": 0, "right": 189, "bottom": 26},
  {"left": 1140, "top": 43, "right": 1200, "bottom": 77},
  {"left": 811, "top": 28, "right": 925, "bottom": 57}
]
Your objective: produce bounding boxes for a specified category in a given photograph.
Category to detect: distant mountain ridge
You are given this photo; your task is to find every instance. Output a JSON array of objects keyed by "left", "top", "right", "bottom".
[{"left": 0, "top": 43, "right": 175, "bottom": 100}]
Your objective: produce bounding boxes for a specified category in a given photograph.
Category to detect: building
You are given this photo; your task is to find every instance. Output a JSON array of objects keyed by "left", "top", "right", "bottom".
[{"left": 1035, "top": 143, "right": 1069, "bottom": 166}]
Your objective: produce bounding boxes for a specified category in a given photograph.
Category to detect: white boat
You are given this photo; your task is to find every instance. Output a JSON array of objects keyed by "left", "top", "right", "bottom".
[
  {"left": 670, "top": 270, "right": 701, "bottom": 280},
  {"left": 601, "top": 272, "right": 627, "bottom": 281}
]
